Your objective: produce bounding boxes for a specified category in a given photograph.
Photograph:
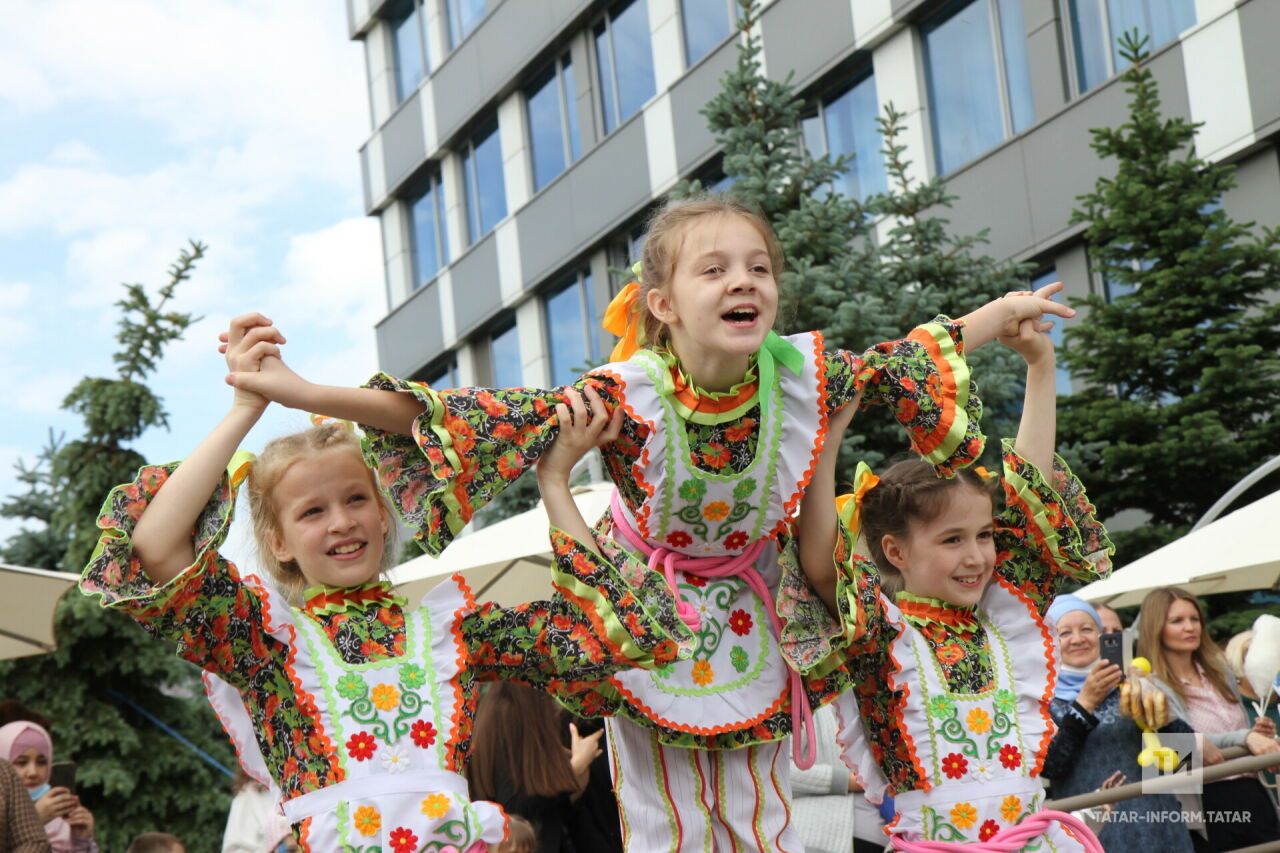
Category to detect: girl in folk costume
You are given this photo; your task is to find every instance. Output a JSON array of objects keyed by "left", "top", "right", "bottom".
[
  {"left": 785, "top": 316, "right": 1114, "bottom": 851},
  {"left": 79, "top": 316, "right": 691, "bottom": 852},
  {"left": 225, "top": 196, "right": 1072, "bottom": 852}
]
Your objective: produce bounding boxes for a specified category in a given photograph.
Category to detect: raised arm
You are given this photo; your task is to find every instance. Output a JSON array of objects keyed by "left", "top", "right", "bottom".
[
  {"left": 795, "top": 399, "right": 859, "bottom": 616},
  {"left": 1001, "top": 317, "right": 1057, "bottom": 477},
  {"left": 219, "top": 313, "right": 425, "bottom": 434},
  {"left": 536, "top": 385, "right": 622, "bottom": 548},
  {"left": 132, "top": 316, "right": 281, "bottom": 584},
  {"left": 957, "top": 281, "right": 1073, "bottom": 352}
]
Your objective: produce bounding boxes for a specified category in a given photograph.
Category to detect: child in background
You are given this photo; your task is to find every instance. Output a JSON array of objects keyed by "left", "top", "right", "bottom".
[
  {"left": 224, "top": 195, "right": 1071, "bottom": 851},
  {"left": 494, "top": 816, "right": 536, "bottom": 853},
  {"left": 125, "top": 834, "right": 184, "bottom": 853},
  {"left": 80, "top": 317, "right": 689, "bottom": 851},
  {"left": 788, "top": 317, "right": 1113, "bottom": 850}
]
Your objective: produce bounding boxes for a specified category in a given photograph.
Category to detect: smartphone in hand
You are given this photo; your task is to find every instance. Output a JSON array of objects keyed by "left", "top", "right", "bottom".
[
  {"left": 1099, "top": 631, "right": 1131, "bottom": 679},
  {"left": 49, "top": 761, "right": 76, "bottom": 795}
]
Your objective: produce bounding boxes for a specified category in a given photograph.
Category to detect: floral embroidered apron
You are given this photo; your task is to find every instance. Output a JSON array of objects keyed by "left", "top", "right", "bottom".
[
  {"left": 204, "top": 575, "right": 505, "bottom": 853},
  {"left": 833, "top": 578, "right": 1085, "bottom": 851}
]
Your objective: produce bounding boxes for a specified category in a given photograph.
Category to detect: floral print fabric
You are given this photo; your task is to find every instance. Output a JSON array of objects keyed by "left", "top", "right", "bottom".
[{"left": 79, "top": 463, "right": 690, "bottom": 800}]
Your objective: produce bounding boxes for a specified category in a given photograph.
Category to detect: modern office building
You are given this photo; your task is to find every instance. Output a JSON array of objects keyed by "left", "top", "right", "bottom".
[{"left": 344, "top": 0, "right": 1280, "bottom": 396}]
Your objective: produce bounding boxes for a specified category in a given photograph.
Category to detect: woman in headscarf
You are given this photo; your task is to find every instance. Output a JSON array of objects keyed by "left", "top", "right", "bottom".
[
  {"left": 1042, "top": 594, "right": 1195, "bottom": 852},
  {"left": 0, "top": 721, "right": 97, "bottom": 853}
]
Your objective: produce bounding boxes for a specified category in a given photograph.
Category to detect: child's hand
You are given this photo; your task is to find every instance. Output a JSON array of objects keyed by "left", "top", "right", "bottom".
[
  {"left": 537, "top": 385, "right": 622, "bottom": 484},
  {"left": 222, "top": 312, "right": 285, "bottom": 412},
  {"left": 997, "top": 316, "right": 1055, "bottom": 366},
  {"left": 959, "top": 280, "right": 1074, "bottom": 350}
]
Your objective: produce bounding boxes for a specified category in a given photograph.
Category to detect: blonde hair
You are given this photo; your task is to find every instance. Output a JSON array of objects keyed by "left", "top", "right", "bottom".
[
  {"left": 1137, "top": 587, "right": 1236, "bottom": 705},
  {"left": 245, "top": 424, "right": 395, "bottom": 600},
  {"left": 634, "top": 195, "right": 785, "bottom": 349}
]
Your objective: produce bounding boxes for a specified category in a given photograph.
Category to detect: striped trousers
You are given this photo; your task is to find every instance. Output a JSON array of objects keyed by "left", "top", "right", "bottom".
[{"left": 606, "top": 717, "right": 804, "bottom": 853}]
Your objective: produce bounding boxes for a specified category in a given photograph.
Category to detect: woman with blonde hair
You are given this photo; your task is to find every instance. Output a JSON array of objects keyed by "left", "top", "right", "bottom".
[{"left": 1138, "top": 586, "right": 1279, "bottom": 851}]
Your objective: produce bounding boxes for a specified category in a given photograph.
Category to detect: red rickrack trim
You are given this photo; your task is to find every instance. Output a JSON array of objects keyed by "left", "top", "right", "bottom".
[
  {"left": 773, "top": 331, "right": 829, "bottom": 540},
  {"left": 904, "top": 326, "right": 961, "bottom": 460},
  {"left": 443, "top": 572, "right": 478, "bottom": 770},
  {"left": 248, "top": 573, "right": 345, "bottom": 788},
  {"left": 884, "top": 603, "right": 930, "bottom": 791},
  {"left": 992, "top": 573, "right": 1058, "bottom": 775},
  {"left": 594, "top": 367, "right": 658, "bottom": 537},
  {"left": 656, "top": 734, "right": 686, "bottom": 848},
  {"left": 768, "top": 739, "right": 797, "bottom": 852},
  {"left": 605, "top": 675, "right": 791, "bottom": 737}
]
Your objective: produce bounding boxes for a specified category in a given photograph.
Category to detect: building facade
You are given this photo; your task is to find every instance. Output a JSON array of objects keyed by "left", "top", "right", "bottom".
[{"left": 345, "top": 0, "right": 1280, "bottom": 395}]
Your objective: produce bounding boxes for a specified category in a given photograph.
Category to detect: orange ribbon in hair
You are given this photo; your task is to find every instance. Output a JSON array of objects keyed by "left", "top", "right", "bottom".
[{"left": 603, "top": 277, "right": 643, "bottom": 362}]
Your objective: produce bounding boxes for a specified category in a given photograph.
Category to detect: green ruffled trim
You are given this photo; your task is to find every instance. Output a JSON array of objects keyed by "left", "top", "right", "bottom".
[
  {"left": 916, "top": 319, "right": 978, "bottom": 469},
  {"left": 892, "top": 590, "right": 980, "bottom": 633},
  {"left": 652, "top": 346, "right": 760, "bottom": 424},
  {"left": 1000, "top": 438, "right": 1115, "bottom": 582},
  {"left": 81, "top": 461, "right": 238, "bottom": 608},
  {"left": 301, "top": 581, "right": 407, "bottom": 616}
]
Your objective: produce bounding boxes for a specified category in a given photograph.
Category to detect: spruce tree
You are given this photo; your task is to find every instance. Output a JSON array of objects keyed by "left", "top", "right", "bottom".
[
  {"left": 690, "top": 0, "right": 1029, "bottom": 471},
  {"left": 0, "top": 242, "right": 236, "bottom": 853},
  {"left": 1060, "top": 32, "right": 1280, "bottom": 562}
]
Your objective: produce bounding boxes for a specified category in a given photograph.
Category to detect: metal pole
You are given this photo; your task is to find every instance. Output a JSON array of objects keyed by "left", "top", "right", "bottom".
[
  {"left": 1045, "top": 748, "right": 1280, "bottom": 812},
  {"left": 1192, "top": 454, "right": 1280, "bottom": 531}
]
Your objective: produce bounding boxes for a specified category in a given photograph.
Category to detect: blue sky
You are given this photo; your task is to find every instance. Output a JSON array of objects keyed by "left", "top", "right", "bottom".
[{"left": 0, "top": 1, "right": 387, "bottom": 564}]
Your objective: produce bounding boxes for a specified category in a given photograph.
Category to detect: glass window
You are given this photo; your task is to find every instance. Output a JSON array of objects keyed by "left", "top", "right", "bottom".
[
  {"left": 922, "top": 0, "right": 1034, "bottom": 176},
  {"left": 446, "top": 0, "right": 490, "bottom": 48},
  {"left": 1031, "top": 268, "right": 1072, "bottom": 393},
  {"left": 682, "top": 0, "right": 734, "bottom": 66},
  {"left": 801, "top": 71, "right": 888, "bottom": 202},
  {"left": 595, "top": 0, "right": 657, "bottom": 134},
  {"left": 1067, "top": 0, "right": 1196, "bottom": 92},
  {"left": 390, "top": 0, "right": 429, "bottom": 104},
  {"left": 526, "top": 54, "right": 582, "bottom": 192},
  {"left": 462, "top": 116, "right": 507, "bottom": 243},
  {"left": 408, "top": 169, "right": 449, "bottom": 289},
  {"left": 545, "top": 271, "right": 599, "bottom": 385},
  {"left": 418, "top": 359, "right": 457, "bottom": 389},
  {"left": 490, "top": 321, "right": 523, "bottom": 388}
]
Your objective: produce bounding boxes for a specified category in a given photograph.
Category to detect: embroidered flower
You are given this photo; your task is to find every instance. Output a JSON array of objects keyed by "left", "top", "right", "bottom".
[
  {"left": 381, "top": 743, "right": 411, "bottom": 774},
  {"left": 965, "top": 708, "right": 992, "bottom": 734},
  {"left": 685, "top": 574, "right": 709, "bottom": 587},
  {"left": 969, "top": 757, "right": 995, "bottom": 782},
  {"left": 352, "top": 805, "right": 381, "bottom": 836},
  {"left": 728, "top": 609, "right": 753, "bottom": 636},
  {"left": 336, "top": 673, "right": 367, "bottom": 700},
  {"left": 371, "top": 683, "right": 401, "bottom": 711},
  {"left": 666, "top": 531, "right": 693, "bottom": 549},
  {"left": 679, "top": 480, "right": 707, "bottom": 502},
  {"left": 389, "top": 826, "right": 419, "bottom": 853},
  {"left": 940, "top": 752, "right": 969, "bottom": 779},
  {"left": 949, "top": 802, "right": 977, "bottom": 830},
  {"left": 655, "top": 662, "right": 676, "bottom": 679},
  {"left": 732, "top": 475, "right": 757, "bottom": 500},
  {"left": 998, "top": 743, "right": 1022, "bottom": 770},
  {"left": 936, "top": 643, "right": 965, "bottom": 665},
  {"left": 725, "top": 420, "right": 756, "bottom": 443},
  {"left": 730, "top": 646, "right": 749, "bottom": 673},
  {"left": 692, "top": 660, "right": 714, "bottom": 686},
  {"left": 979, "top": 819, "right": 1000, "bottom": 841},
  {"left": 420, "top": 792, "right": 452, "bottom": 818},
  {"left": 346, "top": 731, "right": 377, "bottom": 762},
  {"left": 701, "top": 442, "right": 730, "bottom": 469},
  {"left": 399, "top": 663, "right": 426, "bottom": 690},
  {"left": 927, "top": 695, "right": 957, "bottom": 720},
  {"left": 1000, "top": 795, "right": 1022, "bottom": 823},
  {"left": 411, "top": 719, "right": 438, "bottom": 749},
  {"left": 703, "top": 501, "right": 730, "bottom": 521},
  {"left": 993, "top": 689, "right": 1017, "bottom": 715},
  {"left": 723, "top": 531, "right": 749, "bottom": 551}
]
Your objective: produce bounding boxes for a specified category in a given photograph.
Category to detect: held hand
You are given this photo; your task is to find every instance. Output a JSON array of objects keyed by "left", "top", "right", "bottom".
[
  {"left": 538, "top": 385, "right": 622, "bottom": 483},
  {"left": 1252, "top": 715, "right": 1277, "bottom": 739},
  {"left": 959, "top": 280, "right": 1074, "bottom": 350},
  {"left": 1245, "top": 730, "right": 1280, "bottom": 756},
  {"left": 1078, "top": 661, "right": 1123, "bottom": 712},
  {"left": 996, "top": 316, "right": 1055, "bottom": 367},
  {"left": 221, "top": 312, "right": 286, "bottom": 411},
  {"left": 568, "top": 722, "right": 604, "bottom": 777},
  {"left": 34, "top": 787, "right": 76, "bottom": 821}
]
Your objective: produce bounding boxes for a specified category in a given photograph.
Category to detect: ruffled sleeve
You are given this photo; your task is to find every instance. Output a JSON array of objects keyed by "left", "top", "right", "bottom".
[
  {"left": 78, "top": 463, "right": 280, "bottom": 690},
  {"left": 995, "top": 439, "right": 1114, "bottom": 615},
  {"left": 359, "top": 373, "right": 624, "bottom": 556},
  {"left": 460, "top": 523, "right": 695, "bottom": 702},
  {"left": 825, "top": 316, "right": 985, "bottom": 476}
]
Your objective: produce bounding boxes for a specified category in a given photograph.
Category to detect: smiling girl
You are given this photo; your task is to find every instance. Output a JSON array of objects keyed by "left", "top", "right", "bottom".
[
  {"left": 79, "top": 316, "right": 690, "bottom": 852},
  {"left": 787, "top": 318, "right": 1115, "bottom": 850},
  {"left": 226, "top": 195, "right": 1071, "bottom": 851}
]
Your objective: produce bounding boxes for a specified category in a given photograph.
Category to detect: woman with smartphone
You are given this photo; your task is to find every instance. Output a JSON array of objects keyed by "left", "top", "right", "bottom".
[
  {"left": 1042, "top": 594, "right": 1196, "bottom": 852},
  {"left": 0, "top": 720, "right": 98, "bottom": 852}
]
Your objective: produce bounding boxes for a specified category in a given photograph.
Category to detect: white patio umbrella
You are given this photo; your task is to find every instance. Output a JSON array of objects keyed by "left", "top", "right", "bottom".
[
  {"left": 1075, "top": 490, "right": 1280, "bottom": 608},
  {"left": 0, "top": 563, "right": 80, "bottom": 660},
  {"left": 390, "top": 482, "right": 616, "bottom": 607}
]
